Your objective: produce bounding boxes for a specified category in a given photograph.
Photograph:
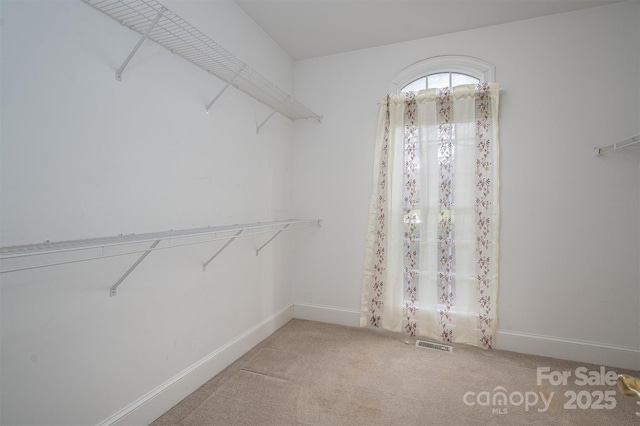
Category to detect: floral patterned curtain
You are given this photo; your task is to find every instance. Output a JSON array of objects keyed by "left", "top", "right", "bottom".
[{"left": 361, "top": 83, "right": 500, "bottom": 348}]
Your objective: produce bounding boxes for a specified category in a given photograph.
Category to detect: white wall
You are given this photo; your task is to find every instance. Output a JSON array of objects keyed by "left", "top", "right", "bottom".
[
  {"left": 0, "top": 0, "right": 304, "bottom": 424},
  {"left": 292, "top": 0, "right": 640, "bottom": 370},
  {"left": 2, "top": 1, "right": 639, "bottom": 424}
]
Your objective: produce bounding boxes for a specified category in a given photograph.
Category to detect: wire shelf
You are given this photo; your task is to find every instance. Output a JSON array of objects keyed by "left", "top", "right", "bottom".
[
  {"left": 82, "top": 0, "right": 321, "bottom": 122},
  {"left": 0, "top": 220, "right": 319, "bottom": 260},
  {"left": 0, "top": 219, "right": 321, "bottom": 296},
  {"left": 595, "top": 134, "right": 640, "bottom": 156}
]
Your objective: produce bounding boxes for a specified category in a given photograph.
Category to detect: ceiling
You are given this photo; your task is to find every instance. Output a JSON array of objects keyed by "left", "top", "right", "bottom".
[{"left": 234, "top": 0, "right": 627, "bottom": 60}]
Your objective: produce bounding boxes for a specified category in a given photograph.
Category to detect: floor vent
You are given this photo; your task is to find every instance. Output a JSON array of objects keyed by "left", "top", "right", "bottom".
[{"left": 415, "top": 340, "right": 453, "bottom": 353}]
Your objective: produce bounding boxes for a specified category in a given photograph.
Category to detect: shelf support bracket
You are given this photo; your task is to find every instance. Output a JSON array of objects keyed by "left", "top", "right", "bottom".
[
  {"left": 115, "top": 8, "right": 166, "bottom": 82},
  {"left": 110, "top": 239, "right": 161, "bottom": 297},
  {"left": 205, "top": 64, "right": 246, "bottom": 114},
  {"left": 256, "top": 224, "right": 290, "bottom": 256},
  {"left": 202, "top": 230, "right": 243, "bottom": 271},
  {"left": 256, "top": 96, "right": 290, "bottom": 134}
]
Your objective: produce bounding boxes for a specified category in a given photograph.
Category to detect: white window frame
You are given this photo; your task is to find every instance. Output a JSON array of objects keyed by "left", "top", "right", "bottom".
[{"left": 390, "top": 55, "right": 495, "bottom": 93}]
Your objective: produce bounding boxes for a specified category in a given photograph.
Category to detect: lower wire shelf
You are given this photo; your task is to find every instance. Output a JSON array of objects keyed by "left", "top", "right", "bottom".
[
  {"left": 0, "top": 219, "right": 321, "bottom": 296},
  {"left": 594, "top": 134, "right": 640, "bottom": 155}
]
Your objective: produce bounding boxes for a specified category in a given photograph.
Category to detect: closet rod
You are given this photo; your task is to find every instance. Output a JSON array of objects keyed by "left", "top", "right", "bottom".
[{"left": 595, "top": 134, "right": 640, "bottom": 156}]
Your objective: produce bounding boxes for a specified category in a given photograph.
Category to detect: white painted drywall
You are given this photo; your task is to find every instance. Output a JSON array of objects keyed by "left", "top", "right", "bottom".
[
  {"left": 0, "top": 0, "right": 304, "bottom": 424},
  {"left": 2, "top": 0, "right": 639, "bottom": 424},
  {"left": 291, "top": 0, "right": 640, "bottom": 368}
]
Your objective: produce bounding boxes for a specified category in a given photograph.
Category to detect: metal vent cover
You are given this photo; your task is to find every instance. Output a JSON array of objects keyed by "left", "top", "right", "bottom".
[{"left": 415, "top": 340, "right": 453, "bottom": 353}]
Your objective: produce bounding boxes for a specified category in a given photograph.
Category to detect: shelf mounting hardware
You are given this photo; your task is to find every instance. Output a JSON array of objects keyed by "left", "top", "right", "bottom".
[
  {"left": 202, "top": 230, "right": 243, "bottom": 271},
  {"left": 110, "top": 239, "right": 161, "bottom": 297},
  {"left": 205, "top": 64, "right": 246, "bottom": 114},
  {"left": 257, "top": 96, "right": 290, "bottom": 134},
  {"left": 115, "top": 7, "right": 166, "bottom": 82},
  {"left": 256, "top": 223, "right": 290, "bottom": 255},
  {"left": 595, "top": 134, "right": 640, "bottom": 156}
]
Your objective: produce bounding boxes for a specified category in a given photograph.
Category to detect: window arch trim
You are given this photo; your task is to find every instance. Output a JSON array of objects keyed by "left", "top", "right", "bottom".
[{"left": 391, "top": 55, "right": 496, "bottom": 93}]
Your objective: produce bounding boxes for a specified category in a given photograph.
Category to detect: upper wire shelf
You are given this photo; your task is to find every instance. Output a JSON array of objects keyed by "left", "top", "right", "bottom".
[
  {"left": 595, "top": 134, "right": 640, "bottom": 156},
  {"left": 82, "top": 0, "right": 321, "bottom": 123}
]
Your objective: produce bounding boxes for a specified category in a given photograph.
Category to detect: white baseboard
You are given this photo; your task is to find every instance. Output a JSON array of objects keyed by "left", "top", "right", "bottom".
[
  {"left": 100, "top": 305, "right": 294, "bottom": 426},
  {"left": 496, "top": 329, "right": 640, "bottom": 371},
  {"left": 100, "top": 302, "right": 638, "bottom": 426},
  {"left": 293, "top": 303, "right": 640, "bottom": 371},
  {"left": 293, "top": 302, "right": 360, "bottom": 327}
]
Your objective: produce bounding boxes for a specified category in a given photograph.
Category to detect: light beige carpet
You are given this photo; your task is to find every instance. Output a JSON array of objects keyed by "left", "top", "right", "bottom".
[{"left": 152, "top": 319, "right": 640, "bottom": 425}]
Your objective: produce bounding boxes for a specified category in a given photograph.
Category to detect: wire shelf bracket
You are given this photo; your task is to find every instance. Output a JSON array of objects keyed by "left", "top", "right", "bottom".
[
  {"left": 257, "top": 96, "right": 290, "bottom": 134},
  {"left": 115, "top": 7, "right": 166, "bottom": 82},
  {"left": 110, "top": 239, "right": 161, "bottom": 296},
  {"left": 205, "top": 64, "right": 246, "bottom": 114},
  {"left": 202, "top": 229, "right": 243, "bottom": 271},
  {"left": 0, "top": 219, "right": 321, "bottom": 296},
  {"left": 256, "top": 223, "right": 289, "bottom": 255},
  {"left": 595, "top": 134, "right": 640, "bottom": 156},
  {"left": 82, "top": 0, "right": 322, "bottom": 124}
]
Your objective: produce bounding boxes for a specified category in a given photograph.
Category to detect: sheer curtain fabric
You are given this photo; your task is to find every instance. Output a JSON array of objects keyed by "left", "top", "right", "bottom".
[{"left": 361, "top": 84, "right": 500, "bottom": 348}]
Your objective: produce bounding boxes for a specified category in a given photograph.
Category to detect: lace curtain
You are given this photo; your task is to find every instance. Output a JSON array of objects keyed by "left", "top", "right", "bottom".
[{"left": 361, "top": 83, "right": 500, "bottom": 348}]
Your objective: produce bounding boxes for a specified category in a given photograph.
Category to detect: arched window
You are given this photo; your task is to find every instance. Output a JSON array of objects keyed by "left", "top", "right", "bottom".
[
  {"left": 361, "top": 55, "right": 500, "bottom": 347},
  {"left": 391, "top": 55, "right": 495, "bottom": 93}
]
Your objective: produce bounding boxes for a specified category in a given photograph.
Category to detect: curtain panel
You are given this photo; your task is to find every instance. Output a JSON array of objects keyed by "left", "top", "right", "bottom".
[{"left": 361, "top": 83, "right": 500, "bottom": 348}]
